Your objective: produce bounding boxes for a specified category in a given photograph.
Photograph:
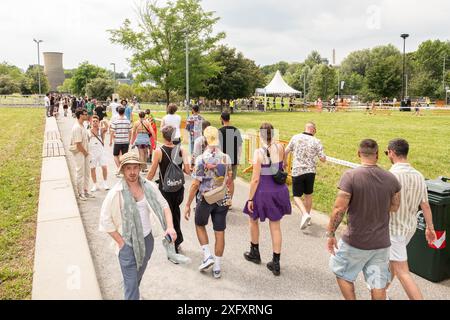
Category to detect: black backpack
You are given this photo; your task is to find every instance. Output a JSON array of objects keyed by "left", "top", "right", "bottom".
[{"left": 160, "top": 146, "right": 185, "bottom": 193}]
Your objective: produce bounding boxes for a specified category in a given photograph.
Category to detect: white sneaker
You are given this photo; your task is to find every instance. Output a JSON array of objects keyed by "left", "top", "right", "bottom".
[
  {"left": 199, "top": 256, "right": 215, "bottom": 271},
  {"left": 79, "top": 194, "right": 87, "bottom": 201},
  {"left": 212, "top": 268, "right": 221, "bottom": 279},
  {"left": 84, "top": 192, "right": 95, "bottom": 199},
  {"left": 300, "top": 213, "right": 311, "bottom": 230},
  {"left": 103, "top": 182, "right": 110, "bottom": 190},
  {"left": 90, "top": 185, "right": 97, "bottom": 193},
  {"left": 308, "top": 217, "right": 312, "bottom": 226}
]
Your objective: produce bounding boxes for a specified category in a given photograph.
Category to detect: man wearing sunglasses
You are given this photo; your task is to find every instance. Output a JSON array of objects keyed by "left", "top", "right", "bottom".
[{"left": 385, "top": 138, "right": 436, "bottom": 300}]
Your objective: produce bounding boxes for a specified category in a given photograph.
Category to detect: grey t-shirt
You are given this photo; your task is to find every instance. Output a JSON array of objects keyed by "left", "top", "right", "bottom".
[{"left": 339, "top": 165, "right": 401, "bottom": 250}]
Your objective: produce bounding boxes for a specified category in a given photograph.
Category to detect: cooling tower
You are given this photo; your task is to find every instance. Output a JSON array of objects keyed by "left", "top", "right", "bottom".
[{"left": 43, "top": 52, "right": 65, "bottom": 91}]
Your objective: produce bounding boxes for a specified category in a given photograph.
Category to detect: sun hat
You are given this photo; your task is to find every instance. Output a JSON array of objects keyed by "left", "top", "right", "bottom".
[
  {"left": 118, "top": 152, "right": 146, "bottom": 173},
  {"left": 203, "top": 126, "right": 219, "bottom": 146}
]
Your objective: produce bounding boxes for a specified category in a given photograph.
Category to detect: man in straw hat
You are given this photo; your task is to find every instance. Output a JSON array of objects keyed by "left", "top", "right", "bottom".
[
  {"left": 184, "top": 126, "right": 232, "bottom": 279},
  {"left": 99, "top": 152, "right": 179, "bottom": 300}
]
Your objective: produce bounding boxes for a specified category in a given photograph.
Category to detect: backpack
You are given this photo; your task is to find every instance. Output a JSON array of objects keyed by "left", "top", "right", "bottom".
[{"left": 160, "top": 146, "right": 185, "bottom": 193}]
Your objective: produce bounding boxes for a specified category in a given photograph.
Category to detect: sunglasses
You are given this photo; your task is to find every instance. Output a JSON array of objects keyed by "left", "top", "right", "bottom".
[{"left": 384, "top": 150, "right": 389, "bottom": 156}]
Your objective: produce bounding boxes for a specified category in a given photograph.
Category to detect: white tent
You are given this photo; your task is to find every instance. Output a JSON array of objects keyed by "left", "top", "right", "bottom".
[{"left": 255, "top": 70, "right": 301, "bottom": 111}]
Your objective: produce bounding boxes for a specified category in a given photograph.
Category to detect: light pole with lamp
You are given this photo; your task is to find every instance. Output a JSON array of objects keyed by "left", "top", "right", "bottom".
[
  {"left": 400, "top": 34, "right": 409, "bottom": 103},
  {"left": 185, "top": 30, "right": 190, "bottom": 119},
  {"left": 33, "top": 39, "right": 43, "bottom": 95},
  {"left": 110, "top": 63, "right": 116, "bottom": 94}
]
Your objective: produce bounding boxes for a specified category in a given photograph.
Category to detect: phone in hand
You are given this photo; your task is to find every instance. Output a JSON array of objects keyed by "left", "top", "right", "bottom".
[{"left": 164, "top": 234, "right": 172, "bottom": 243}]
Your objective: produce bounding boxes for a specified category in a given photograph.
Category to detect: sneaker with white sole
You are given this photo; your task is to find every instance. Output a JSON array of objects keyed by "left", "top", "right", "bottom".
[
  {"left": 84, "top": 192, "right": 95, "bottom": 199},
  {"left": 90, "top": 185, "right": 97, "bottom": 193},
  {"left": 78, "top": 194, "right": 87, "bottom": 201},
  {"left": 212, "top": 269, "right": 221, "bottom": 279},
  {"left": 199, "top": 256, "right": 215, "bottom": 271},
  {"left": 300, "top": 213, "right": 311, "bottom": 230},
  {"left": 308, "top": 217, "right": 312, "bottom": 226},
  {"left": 103, "top": 182, "right": 110, "bottom": 190}
]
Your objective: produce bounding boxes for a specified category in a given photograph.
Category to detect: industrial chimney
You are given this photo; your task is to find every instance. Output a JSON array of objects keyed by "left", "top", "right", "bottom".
[{"left": 43, "top": 52, "right": 65, "bottom": 91}]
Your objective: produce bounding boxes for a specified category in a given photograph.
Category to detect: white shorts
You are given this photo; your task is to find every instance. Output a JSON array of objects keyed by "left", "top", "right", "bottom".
[
  {"left": 389, "top": 232, "right": 415, "bottom": 262},
  {"left": 89, "top": 151, "right": 107, "bottom": 169}
]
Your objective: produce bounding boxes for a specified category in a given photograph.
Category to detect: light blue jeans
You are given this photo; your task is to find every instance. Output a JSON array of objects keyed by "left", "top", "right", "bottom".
[{"left": 118, "top": 234, "right": 154, "bottom": 300}]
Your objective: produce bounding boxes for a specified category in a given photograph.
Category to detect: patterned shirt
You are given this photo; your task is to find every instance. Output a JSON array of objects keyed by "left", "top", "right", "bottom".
[
  {"left": 287, "top": 133, "right": 325, "bottom": 177},
  {"left": 186, "top": 114, "right": 204, "bottom": 140},
  {"left": 192, "top": 147, "right": 232, "bottom": 206},
  {"left": 389, "top": 163, "right": 428, "bottom": 237},
  {"left": 110, "top": 117, "right": 132, "bottom": 145}
]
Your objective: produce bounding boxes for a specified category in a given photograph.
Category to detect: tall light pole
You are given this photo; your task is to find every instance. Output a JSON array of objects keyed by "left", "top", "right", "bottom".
[
  {"left": 33, "top": 39, "right": 43, "bottom": 95},
  {"left": 443, "top": 55, "right": 447, "bottom": 93},
  {"left": 185, "top": 31, "right": 190, "bottom": 118},
  {"left": 110, "top": 63, "right": 116, "bottom": 94},
  {"left": 400, "top": 34, "right": 409, "bottom": 102}
]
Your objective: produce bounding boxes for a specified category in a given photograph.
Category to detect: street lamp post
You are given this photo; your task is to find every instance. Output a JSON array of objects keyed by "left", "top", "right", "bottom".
[
  {"left": 400, "top": 34, "right": 409, "bottom": 102},
  {"left": 110, "top": 63, "right": 116, "bottom": 94},
  {"left": 33, "top": 39, "right": 43, "bottom": 95},
  {"left": 185, "top": 31, "right": 190, "bottom": 118}
]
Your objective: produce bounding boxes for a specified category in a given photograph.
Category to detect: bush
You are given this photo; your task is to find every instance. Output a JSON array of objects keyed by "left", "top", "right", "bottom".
[{"left": 85, "top": 78, "right": 115, "bottom": 100}]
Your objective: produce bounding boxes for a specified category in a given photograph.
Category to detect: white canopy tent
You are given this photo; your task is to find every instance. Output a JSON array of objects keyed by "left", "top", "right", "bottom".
[{"left": 255, "top": 70, "right": 301, "bottom": 111}]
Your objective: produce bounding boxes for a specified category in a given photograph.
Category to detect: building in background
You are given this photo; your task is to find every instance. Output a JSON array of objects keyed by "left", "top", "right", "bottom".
[{"left": 43, "top": 52, "right": 65, "bottom": 91}]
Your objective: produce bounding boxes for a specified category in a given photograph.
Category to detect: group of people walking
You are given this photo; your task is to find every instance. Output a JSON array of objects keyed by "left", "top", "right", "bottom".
[{"left": 61, "top": 100, "right": 436, "bottom": 300}]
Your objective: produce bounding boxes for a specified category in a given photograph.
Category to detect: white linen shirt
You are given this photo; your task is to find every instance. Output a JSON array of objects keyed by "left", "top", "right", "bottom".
[{"left": 99, "top": 179, "right": 168, "bottom": 254}]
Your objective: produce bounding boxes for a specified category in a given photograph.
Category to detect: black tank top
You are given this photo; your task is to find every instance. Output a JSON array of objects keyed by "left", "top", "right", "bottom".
[{"left": 159, "top": 145, "right": 183, "bottom": 187}]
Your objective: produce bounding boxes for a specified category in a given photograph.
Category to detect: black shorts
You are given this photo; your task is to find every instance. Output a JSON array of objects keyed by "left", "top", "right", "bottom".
[
  {"left": 195, "top": 199, "right": 228, "bottom": 232},
  {"left": 292, "top": 173, "right": 316, "bottom": 197},
  {"left": 113, "top": 143, "right": 129, "bottom": 156}
]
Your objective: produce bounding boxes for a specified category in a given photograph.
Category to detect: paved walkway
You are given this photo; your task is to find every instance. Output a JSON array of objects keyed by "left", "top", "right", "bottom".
[{"left": 58, "top": 115, "right": 450, "bottom": 300}]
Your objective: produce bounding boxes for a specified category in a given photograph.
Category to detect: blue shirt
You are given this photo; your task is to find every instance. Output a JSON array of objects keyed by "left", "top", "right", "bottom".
[{"left": 125, "top": 106, "right": 132, "bottom": 121}]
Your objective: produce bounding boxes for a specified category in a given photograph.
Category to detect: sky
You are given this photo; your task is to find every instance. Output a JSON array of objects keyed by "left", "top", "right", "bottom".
[{"left": 1, "top": 0, "right": 449, "bottom": 74}]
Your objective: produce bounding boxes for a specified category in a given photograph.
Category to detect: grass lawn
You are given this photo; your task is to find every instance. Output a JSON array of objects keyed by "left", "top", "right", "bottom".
[
  {"left": 0, "top": 108, "right": 45, "bottom": 299},
  {"left": 152, "top": 109, "right": 450, "bottom": 214}
]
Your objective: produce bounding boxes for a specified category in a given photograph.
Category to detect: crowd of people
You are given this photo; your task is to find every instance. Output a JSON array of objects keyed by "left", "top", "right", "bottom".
[{"left": 56, "top": 98, "right": 436, "bottom": 301}]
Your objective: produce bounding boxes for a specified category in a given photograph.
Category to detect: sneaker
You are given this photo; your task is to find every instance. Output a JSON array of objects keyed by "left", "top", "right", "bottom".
[
  {"left": 78, "top": 194, "right": 87, "bottom": 201},
  {"left": 168, "top": 257, "right": 179, "bottom": 265},
  {"left": 84, "top": 192, "right": 95, "bottom": 199},
  {"left": 308, "top": 217, "right": 312, "bottom": 226},
  {"left": 103, "top": 182, "right": 110, "bottom": 190},
  {"left": 212, "top": 269, "right": 221, "bottom": 279},
  {"left": 300, "top": 213, "right": 311, "bottom": 230},
  {"left": 199, "top": 256, "right": 215, "bottom": 271},
  {"left": 90, "top": 185, "right": 97, "bottom": 193}
]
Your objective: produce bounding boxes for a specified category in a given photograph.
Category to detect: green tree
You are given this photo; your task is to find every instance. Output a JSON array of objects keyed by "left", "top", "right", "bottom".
[
  {"left": 85, "top": 78, "right": 115, "bottom": 100},
  {"left": 57, "top": 78, "right": 74, "bottom": 93},
  {"left": 340, "top": 49, "right": 371, "bottom": 77},
  {"left": 71, "top": 61, "right": 109, "bottom": 95},
  {"left": 25, "top": 65, "right": 50, "bottom": 94},
  {"left": 305, "top": 51, "right": 323, "bottom": 69},
  {"left": 308, "top": 64, "right": 337, "bottom": 101},
  {"left": 109, "top": 0, "right": 225, "bottom": 105},
  {"left": 117, "top": 84, "right": 135, "bottom": 100},
  {"left": 0, "top": 75, "right": 20, "bottom": 94},
  {"left": 203, "top": 45, "right": 265, "bottom": 100}
]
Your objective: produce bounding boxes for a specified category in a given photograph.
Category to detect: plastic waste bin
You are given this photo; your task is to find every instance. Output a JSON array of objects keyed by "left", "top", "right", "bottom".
[{"left": 407, "top": 177, "right": 450, "bottom": 282}]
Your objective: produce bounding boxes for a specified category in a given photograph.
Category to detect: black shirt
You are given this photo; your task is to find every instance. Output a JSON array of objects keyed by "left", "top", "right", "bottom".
[
  {"left": 219, "top": 126, "right": 243, "bottom": 166},
  {"left": 94, "top": 106, "right": 105, "bottom": 121}
]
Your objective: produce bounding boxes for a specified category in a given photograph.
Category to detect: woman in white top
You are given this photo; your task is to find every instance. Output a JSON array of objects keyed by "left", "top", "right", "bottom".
[{"left": 161, "top": 103, "right": 181, "bottom": 144}]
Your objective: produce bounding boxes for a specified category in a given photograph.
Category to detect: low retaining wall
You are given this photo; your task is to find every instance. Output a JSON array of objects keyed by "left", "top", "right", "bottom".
[{"left": 32, "top": 117, "right": 102, "bottom": 300}]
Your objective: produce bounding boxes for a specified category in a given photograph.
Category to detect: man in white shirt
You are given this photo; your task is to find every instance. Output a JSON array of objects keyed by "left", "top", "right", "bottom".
[
  {"left": 385, "top": 138, "right": 436, "bottom": 300},
  {"left": 44, "top": 93, "right": 51, "bottom": 117},
  {"left": 109, "top": 98, "right": 121, "bottom": 121}
]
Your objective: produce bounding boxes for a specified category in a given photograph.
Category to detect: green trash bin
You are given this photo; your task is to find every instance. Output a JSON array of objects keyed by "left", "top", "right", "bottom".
[{"left": 407, "top": 177, "right": 450, "bottom": 282}]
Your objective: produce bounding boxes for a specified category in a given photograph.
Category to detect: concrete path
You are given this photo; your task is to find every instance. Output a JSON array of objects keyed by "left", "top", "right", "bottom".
[{"left": 57, "top": 115, "right": 450, "bottom": 300}]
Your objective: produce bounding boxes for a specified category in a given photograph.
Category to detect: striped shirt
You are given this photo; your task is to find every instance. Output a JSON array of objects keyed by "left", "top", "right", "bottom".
[
  {"left": 389, "top": 163, "right": 428, "bottom": 236},
  {"left": 110, "top": 117, "right": 131, "bottom": 145}
]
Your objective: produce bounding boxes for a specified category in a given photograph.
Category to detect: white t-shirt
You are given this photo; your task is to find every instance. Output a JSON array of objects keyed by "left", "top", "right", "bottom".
[
  {"left": 109, "top": 102, "right": 121, "bottom": 119},
  {"left": 44, "top": 96, "right": 50, "bottom": 107},
  {"left": 88, "top": 129, "right": 105, "bottom": 155},
  {"left": 136, "top": 198, "right": 152, "bottom": 237},
  {"left": 163, "top": 114, "right": 181, "bottom": 138}
]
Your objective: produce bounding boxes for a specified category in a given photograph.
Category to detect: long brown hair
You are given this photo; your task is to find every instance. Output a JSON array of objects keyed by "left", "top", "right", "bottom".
[{"left": 260, "top": 122, "right": 274, "bottom": 145}]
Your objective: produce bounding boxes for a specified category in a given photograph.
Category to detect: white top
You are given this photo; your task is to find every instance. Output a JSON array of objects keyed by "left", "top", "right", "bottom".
[
  {"left": 163, "top": 114, "right": 181, "bottom": 138},
  {"left": 136, "top": 198, "right": 152, "bottom": 237},
  {"left": 88, "top": 129, "right": 104, "bottom": 155},
  {"left": 109, "top": 102, "right": 121, "bottom": 118},
  {"left": 44, "top": 96, "right": 50, "bottom": 107}
]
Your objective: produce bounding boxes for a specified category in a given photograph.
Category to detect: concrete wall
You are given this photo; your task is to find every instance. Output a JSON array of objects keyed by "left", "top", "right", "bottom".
[{"left": 43, "top": 52, "right": 65, "bottom": 92}]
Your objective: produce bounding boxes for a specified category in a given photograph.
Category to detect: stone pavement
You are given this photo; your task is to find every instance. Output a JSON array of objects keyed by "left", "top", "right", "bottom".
[{"left": 57, "top": 115, "right": 450, "bottom": 300}]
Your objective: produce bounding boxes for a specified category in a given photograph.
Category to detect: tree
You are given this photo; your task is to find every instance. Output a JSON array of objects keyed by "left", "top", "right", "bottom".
[
  {"left": 117, "top": 84, "right": 135, "bottom": 100},
  {"left": 308, "top": 64, "right": 337, "bottom": 101},
  {"left": 85, "top": 78, "right": 115, "bottom": 100},
  {"left": 109, "top": 0, "right": 225, "bottom": 105},
  {"left": 0, "top": 75, "right": 20, "bottom": 94},
  {"left": 57, "top": 78, "right": 74, "bottom": 94},
  {"left": 25, "top": 65, "right": 50, "bottom": 94},
  {"left": 71, "top": 61, "right": 109, "bottom": 95},
  {"left": 305, "top": 51, "right": 323, "bottom": 69},
  {"left": 203, "top": 46, "right": 265, "bottom": 100}
]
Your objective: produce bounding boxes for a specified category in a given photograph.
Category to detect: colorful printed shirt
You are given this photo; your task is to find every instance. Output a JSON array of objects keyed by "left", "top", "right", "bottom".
[
  {"left": 186, "top": 114, "right": 204, "bottom": 140},
  {"left": 192, "top": 147, "right": 232, "bottom": 206},
  {"left": 287, "top": 132, "right": 326, "bottom": 177}
]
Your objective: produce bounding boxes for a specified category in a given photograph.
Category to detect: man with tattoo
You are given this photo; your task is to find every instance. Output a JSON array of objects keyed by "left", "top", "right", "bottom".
[{"left": 326, "top": 139, "right": 401, "bottom": 300}]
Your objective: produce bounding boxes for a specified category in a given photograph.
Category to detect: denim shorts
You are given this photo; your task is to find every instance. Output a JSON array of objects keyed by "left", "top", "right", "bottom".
[{"left": 329, "top": 239, "right": 391, "bottom": 290}]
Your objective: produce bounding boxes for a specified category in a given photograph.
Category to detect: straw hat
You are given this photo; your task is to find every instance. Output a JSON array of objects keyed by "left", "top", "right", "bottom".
[
  {"left": 203, "top": 126, "right": 219, "bottom": 146},
  {"left": 118, "top": 152, "right": 146, "bottom": 173}
]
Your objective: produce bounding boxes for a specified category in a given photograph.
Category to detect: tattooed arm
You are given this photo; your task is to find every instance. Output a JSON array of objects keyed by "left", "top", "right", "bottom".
[
  {"left": 326, "top": 190, "right": 351, "bottom": 255},
  {"left": 390, "top": 191, "right": 401, "bottom": 213}
]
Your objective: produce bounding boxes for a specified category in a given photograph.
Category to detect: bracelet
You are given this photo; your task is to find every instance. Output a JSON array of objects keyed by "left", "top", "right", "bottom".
[{"left": 248, "top": 199, "right": 253, "bottom": 202}]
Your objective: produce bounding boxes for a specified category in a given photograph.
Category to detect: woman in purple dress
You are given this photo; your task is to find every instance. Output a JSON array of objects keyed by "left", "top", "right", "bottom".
[{"left": 243, "top": 123, "right": 292, "bottom": 276}]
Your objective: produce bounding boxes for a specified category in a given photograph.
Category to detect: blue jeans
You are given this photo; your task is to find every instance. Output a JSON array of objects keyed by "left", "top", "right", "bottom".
[{"left": 118, "top": 234, "right": 154, "bottom": 300}]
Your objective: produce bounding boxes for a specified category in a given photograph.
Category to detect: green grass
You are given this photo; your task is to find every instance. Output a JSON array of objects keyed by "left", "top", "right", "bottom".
[
  {"left": 0, "top": 108, "right": 45, "bottom": 299},
  {"left": 153, "top": 110, "right": 450, "bottom": 214}
]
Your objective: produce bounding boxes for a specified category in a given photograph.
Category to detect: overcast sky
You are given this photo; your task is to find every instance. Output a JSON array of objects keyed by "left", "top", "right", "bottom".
[{"left": 1, "top": 0, "right": 449, "bottom": 73}]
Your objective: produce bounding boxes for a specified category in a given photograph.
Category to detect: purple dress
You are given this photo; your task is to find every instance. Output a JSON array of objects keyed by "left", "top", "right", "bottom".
[{"left": 243, "top": 162, "right": 292, "bottom": 222}]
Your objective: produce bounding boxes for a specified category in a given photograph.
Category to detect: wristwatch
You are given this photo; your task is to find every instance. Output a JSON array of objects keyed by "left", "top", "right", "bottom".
[{"left": 325, "top": 231, "right": 336, "bottom": 238}]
